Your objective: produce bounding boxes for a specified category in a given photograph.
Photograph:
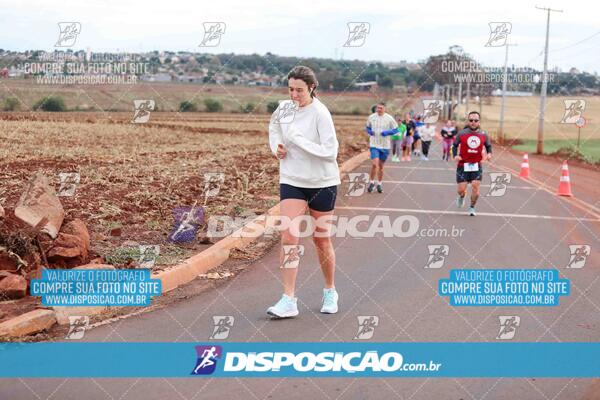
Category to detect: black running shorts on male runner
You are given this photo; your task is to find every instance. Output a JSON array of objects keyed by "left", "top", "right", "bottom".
[{"left": 456, "top": 165, "right": 483, "bottom": 183}]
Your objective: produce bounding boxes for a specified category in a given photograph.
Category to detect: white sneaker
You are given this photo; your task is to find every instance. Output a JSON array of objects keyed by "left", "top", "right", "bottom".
[
  {"left": 320, "top": 288, "right": 339, "bottom": 314},
  {"left": 267, "top": 294, "right": 299, "bottom": 318}
]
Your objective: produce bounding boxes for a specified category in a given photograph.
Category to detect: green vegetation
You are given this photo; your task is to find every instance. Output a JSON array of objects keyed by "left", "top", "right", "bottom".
[
  {"left": 179, "top": 100, "right": 198, "bottom": 112},
  {"left": 33, "top": 95, "right": 67, "bottom": 111},
  {"left": 513, "top": 139, "right": 600, "bottom": 163},
  {"left": 240, "top": 102, "right": 256, "bottom": 113},
  {"left": 204, "top": 98, "right": 223, "bottom": 112},
  {"left": 2, "top": 97, "right": 20, "bottom": 111}
]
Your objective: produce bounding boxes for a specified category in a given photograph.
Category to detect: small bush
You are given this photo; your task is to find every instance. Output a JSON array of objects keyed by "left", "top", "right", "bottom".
[
  {"left": 267, "top": 101, "right": 279, "bottom": 113},
  {"left": 33, "top": 96, "right": 67, "bottom": 112},
  {"left": 551, "top": 146, "right": 587, "bottom": 162},
  {"left": 204, "top": 98, "right": 223, "bottom": 112},
  {"left": 240, "top": 102, "right": 256, "bottom": 113},
  {"left": 179, "top": 100, "right": 198, "bottom": 112},
  {"left": 2, "top": 97, "right": 20, "bottom": 111}
]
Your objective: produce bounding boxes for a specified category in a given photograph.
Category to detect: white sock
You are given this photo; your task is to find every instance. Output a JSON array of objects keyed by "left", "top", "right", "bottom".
[
  {"left": 377, "top": 180, "right": 382, "bottom": 185},
  {"left": 370, "top": 180, "right": 375, "bottom": 184}
]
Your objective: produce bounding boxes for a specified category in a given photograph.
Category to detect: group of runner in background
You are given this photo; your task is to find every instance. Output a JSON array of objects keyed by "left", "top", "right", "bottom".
[
  {"left": 365, "top": 102, "right": 491, "bottom": 216},
  {"left": 368, "top": 103, "right": 459, "bottom": 163},
  {"left": 365, "top": 102, "right": 461, "bottom": 194}
]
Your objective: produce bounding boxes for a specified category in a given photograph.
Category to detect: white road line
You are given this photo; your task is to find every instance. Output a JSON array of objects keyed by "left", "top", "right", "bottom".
[
  {"left": 356, "top": 165, "right": 510, "bottom": 172},
  {"left": 335, "top": 206, "right": 600, "bottom": 222},
  {"left": 356, "top": 165, "right": 453, "bottom": 171},
  {"left": 376, "top": 180, "right": 536, "bottom": 189}
]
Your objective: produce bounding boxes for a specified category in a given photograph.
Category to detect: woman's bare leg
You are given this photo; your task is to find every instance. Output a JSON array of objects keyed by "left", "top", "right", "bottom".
[
  {"left": 279, "top": 198, "right": 308, "bottom": 297},
  {"left": 309, "top": 208, "right": 335, "bottom": 289}
]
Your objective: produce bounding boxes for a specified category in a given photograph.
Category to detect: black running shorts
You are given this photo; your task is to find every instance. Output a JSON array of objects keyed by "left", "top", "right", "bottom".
[
  {"left": 280, "top": 184, "right": 338, "bottom": 212},
  {"left": 456, "top": 165, "right": 483, "bottom": 183}
]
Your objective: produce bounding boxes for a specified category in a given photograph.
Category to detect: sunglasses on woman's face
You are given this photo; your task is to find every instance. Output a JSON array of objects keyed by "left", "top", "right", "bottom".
[{"left": 469, "top": 119, "right": 479, "bottom": 122}]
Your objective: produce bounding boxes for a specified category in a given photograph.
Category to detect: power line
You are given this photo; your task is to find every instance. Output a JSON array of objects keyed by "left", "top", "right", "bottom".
[
  {"left": 550, "top": 30, "right": 600, "bottom": 53},
  {"left": 550, "top": 40, "right": 600, "bottom": 62}
]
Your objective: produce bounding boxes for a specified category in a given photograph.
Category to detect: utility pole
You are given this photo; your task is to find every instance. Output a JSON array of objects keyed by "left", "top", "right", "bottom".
[
  {"left": 443, "top": 84, "right": 449, "bottom": 118},
  {"left": 465, "top": 80, "right": 470, "bottom": 117},
  {"left": 433, "top": 82, "right": 440, "bottom": 99},
  {"left": 535, "top": 5, "right": 563, "bottom": 154},
  {"left": 477, "top": 84, "right": 482, "bottom": 114},
  {"left": 457, "top": 80, "right": 462, "bottom": 120},
  {"left": 444, "top": 83, "right": 451, "bottom": 118},
  {"left": 499, "top": 43, "right": 517, "bottom": 145},
  {"left": 446, "top": 85, "right": 454, "bottom": 119}
]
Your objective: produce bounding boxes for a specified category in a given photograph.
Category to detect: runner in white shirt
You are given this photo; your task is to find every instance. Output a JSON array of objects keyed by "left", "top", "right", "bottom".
[
  {"left": 364, "top": 102, "right": 398, "bottom": 193},
  {"left": 267, "top": 66, "right": 341, "bottom": 318},
  {"left": 419, "top": 123, "right": 436, "bottom": 161}
]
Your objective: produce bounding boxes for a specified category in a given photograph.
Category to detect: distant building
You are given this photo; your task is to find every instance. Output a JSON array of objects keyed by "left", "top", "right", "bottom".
[
  {"left": 177, "top": 74, "right": 204, "bottom": 83},
  {"left": 354, "top": 81, "right": 378, "bottom": 91},
  {"left": 245, "top": 74, "right": 281, "bottom": 87},
  {"left": 8, "top": 67, "right": 24, "bottom": 78},
  {"left": 491, "top": 89, "right": 532, "bottom": 97},
  {"left": 140, "top": 73, "right": 172, "bottom": 82}
]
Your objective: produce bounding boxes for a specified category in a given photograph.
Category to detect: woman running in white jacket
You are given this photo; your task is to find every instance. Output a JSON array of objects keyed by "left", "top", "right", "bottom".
[{"left": 267, "top": 66, "right": 341, "bottom": 318}]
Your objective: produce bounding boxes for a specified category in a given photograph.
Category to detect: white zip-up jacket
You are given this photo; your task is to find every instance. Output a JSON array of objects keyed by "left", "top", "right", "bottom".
[{"left": 269, "top": 98, "right": 341, "bottom": 188}]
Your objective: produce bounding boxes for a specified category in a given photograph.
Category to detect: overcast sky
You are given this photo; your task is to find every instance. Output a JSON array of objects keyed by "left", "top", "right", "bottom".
[{"left": 1, "top": 0, "right": 598, "bottom": 73}]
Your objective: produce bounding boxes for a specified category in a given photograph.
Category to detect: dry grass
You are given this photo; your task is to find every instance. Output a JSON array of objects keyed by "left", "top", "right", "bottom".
[
  {"left": 0, "top": 80, "right": 384, "bottom": 114},
  {"left": 0, "top": 112, "right": 369, "bottom": 267},
  {"left": 455, "top": 96, "right": 599, "bottom": 141}
]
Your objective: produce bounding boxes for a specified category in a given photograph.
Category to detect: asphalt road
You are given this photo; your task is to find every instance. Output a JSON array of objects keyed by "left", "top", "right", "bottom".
[{"left": 2, "top": 143, "right": 599, "bottom": 399}]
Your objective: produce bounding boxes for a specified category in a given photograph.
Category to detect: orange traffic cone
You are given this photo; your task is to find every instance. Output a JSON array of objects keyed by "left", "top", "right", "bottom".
[
  {"left": 519, "top": 153, "right": 530, "bottom": 178},
  {"left": 557, "top": 161, "right": 573, "bottom": 197}
]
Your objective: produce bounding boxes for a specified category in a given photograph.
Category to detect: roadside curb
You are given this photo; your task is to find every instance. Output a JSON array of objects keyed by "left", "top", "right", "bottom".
[{"left": 0, "top": 150, "right": 369, "bottom": 338}]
